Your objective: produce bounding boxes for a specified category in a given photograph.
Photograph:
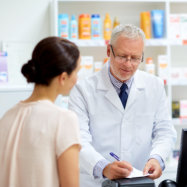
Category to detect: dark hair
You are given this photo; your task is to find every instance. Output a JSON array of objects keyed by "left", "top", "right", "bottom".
[{"left": 21, "top": 37, "right": 80, "bottom": 85}]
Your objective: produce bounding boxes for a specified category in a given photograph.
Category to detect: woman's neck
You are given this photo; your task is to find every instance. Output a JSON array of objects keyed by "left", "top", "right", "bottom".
[{"left": 23, "top": 84, "right": 58, "bottom": 103}]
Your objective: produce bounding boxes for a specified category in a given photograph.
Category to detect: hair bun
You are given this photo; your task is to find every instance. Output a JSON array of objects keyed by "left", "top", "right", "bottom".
[{"left": 21, "top": 59, "right": 37, "bottom": 83}]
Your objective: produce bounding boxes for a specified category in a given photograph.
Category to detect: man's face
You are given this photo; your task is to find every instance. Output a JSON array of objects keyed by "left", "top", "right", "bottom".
[{"left": 107, "top": 36, "right": 144, "bottom": 82}]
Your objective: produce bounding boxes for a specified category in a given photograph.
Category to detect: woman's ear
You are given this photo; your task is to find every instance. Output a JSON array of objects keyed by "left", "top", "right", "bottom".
[{"left": 58, "top": 72, "right": 68, "bottom": 86}]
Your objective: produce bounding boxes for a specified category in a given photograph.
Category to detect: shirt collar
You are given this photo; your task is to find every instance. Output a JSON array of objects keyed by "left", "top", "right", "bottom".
[{"left": 108, "top": 62, "right": 134, "bottom": 89}]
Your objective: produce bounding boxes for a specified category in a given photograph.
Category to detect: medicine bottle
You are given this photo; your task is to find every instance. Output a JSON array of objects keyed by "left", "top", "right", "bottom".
[
  {"left": 58, "top": 14, "right": 69, "bottom": 39},
  {"left": 79, "top": 14, "right": 91, "bottom": 39},
  {"left": 140, "top": 12, "right": 151, "bottom": 39},
  {"left": 113, "top": 16, "right": 120, "bottom": 29},
  {"left": 103, "top": 13, "right": 112, "bottom": 40},
  {"left": 91, "top": 14, "right": 101, "bottom": 40},
  {"left": 70, "top": 15, "right": 78, "bottom": 40}
]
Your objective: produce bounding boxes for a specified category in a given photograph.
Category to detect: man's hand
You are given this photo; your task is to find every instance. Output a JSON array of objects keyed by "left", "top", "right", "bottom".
[
  {"left": 143, "top": 158, "right": 162, "bottom": 179},
  {"left": 103, "top": 161, "right": 133, "bottom": 180}
]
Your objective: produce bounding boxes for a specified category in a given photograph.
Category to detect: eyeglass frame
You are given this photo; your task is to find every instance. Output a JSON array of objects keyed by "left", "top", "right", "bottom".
[{"left": 110, "top": 45, "right": 144, "bottom": 64}]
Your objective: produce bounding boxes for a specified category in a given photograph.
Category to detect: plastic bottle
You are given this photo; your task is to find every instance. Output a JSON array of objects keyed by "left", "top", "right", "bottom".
[
  {"left": 145, "top": 57, "right": 155, "bottom": 75},
  {"left": 113, "top": 16, "right": 120, "bottom": 28},
  {"left": 91, "top": 14, "right": 101, "bottom": 40},
  {"left": 0, "top": 52, "right": 8, "bottom": 83},
  {"left": 58, "top": 14, "right": 69, "bottom": 39},
  {"left": 70, "top": 15, "right": 78, "bottom": 40},
  {"left": 151, "top": 10, "right": 165, "bottom": 38},
  {"left": 103, "top": 13, "right": 112, "bottom": 41},
  {"left": 79, "top": 14, "right": 91, "bottom": 39},
  {"left": 140, "top": 12, "right": 151, "bottom": 39}
]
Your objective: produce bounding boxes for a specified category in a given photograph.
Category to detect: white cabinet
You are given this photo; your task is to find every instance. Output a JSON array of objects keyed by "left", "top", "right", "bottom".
[
  {"left": 51, "top": 0, "right": 187, "bottom": 129},
  {"left": 51, "top": 0, "right": 187, "bottom": 148}
]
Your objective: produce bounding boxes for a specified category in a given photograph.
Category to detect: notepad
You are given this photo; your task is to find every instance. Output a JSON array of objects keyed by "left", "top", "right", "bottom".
[{"left": 127, "top": 167, "right": 150, "bottom": 178}]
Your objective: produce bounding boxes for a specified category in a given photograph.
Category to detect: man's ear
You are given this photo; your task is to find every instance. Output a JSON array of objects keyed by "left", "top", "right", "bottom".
[
  {"left": 58, "top": 72, "right": 68, "bottom": 85},
  {"left": 107, "top": 44, "right": 111, "bottom": 57}
]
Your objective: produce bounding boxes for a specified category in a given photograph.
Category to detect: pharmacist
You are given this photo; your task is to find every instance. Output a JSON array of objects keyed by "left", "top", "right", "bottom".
[{"left": 69, "top": 24, "right": 177, "bottom": 187}]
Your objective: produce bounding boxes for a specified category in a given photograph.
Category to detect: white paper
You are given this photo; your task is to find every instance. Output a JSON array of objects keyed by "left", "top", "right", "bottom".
[{"left": 127, "top": 167, "right": 150, "bottom": 178}]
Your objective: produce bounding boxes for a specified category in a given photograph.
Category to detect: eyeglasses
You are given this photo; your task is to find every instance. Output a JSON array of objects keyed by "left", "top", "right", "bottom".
[{"left": 110, "top": 45, "right": 144, "bottom": 64}]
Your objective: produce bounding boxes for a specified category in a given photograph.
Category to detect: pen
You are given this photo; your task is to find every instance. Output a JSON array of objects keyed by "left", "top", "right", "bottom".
[{"left": 110, "top": 152, "right": 120, "bottom": 161}]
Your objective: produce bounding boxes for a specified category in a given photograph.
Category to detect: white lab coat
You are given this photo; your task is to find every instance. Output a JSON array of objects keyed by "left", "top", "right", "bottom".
[{"left": 69, "top": 62, "right": 176, "bottom": 187}]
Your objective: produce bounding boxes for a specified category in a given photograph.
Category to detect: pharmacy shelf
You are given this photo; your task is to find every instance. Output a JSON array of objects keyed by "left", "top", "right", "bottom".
[
  {"left": 0, "top": 84, "right": 33, "bottom": 92},
  {"left": 145, "top": 39, "right": 168, "bottom": 46},
  {"left": 170, "top": 0, "right": 187, "bottom": 2},
  {"left": 171, "top": 83, "right": 187, "bottom": 86},
  {"left": 70, "top": 39, "right": 187, "bottom": 47},
  {"left": 52, "top": 0, "right": 187, "bottom": 153},
  {"left": 70, "top": 39, "right": 169, "bottom": 47},
  {"left": 172, "top": 118, "right": 187, "bottom": 126},
  {"left": 170, "top": 39, "right": 187, "bottom": 46},
  {"left": 57, "top": 0, "right": 166, "bottom": 2},
  {"left": 58, "top": 0, "right": 187, "bottom": 2},
  {"left": 71, "top": 39, "right": 106, "bottom": 47}
]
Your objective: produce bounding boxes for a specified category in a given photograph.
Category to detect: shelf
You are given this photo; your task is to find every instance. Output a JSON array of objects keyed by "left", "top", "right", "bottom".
[
  {"left": 171, "top": 82, "right": 187, "bottom": 86},
  {"left": 0, "top": 84, "right": 33, "bottom": 92},
  {"left": 145, "top": 39, "right": 168, "bottom": 46},
  {"left": 57, "top": 0, "right": 166, "bottom": 2},
  {"left": 70, "top": 38, "right": 187, "bottom": 47},
  {"left": 71, "top": 39, "right": 106, "bottom": 47},
  {"left": 70, "top": 39, "right": 169, "bottom": 47},
  {"left": 170, "top": 0, "right": 187, "bottom": 2},
  {"left": 172, "top": 118, "right": 187, "bottom": 126},
  {"left": 170, "top": 39, "right": 187, "bottom": 46}
]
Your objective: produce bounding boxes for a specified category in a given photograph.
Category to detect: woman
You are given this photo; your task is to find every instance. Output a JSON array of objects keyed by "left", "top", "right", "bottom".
[{"left": 0, "top": 37, "right": 81, "bottom": 187}]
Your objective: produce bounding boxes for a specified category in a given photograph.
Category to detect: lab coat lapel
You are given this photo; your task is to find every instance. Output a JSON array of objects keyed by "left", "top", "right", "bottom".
[
  {"left": 96, "top": 65, "right": 145, "bottom": 113},
  {"left": 105, "top": 89, "right": 124, "bottom": 112},
  {"left": 97, "top": 63, "right": 124, "bottom": 113}
]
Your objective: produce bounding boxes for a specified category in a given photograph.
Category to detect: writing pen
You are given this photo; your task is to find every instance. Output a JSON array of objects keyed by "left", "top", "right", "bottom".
[{"left": 110, "top": 152, "right": 120, "bottom": 161}]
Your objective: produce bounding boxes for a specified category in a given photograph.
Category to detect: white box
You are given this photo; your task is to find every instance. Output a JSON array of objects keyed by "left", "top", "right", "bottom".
[
  {"left": 169, "top": 14, "right": 181, "bottom": 40},
  {"left": 145, "top": 63, "right": 155, "bottom": 75},
  {"left": 180, "top": 100, "right": 187, "bottom": 118},
  {"left": 83, "top": 56, "right": 94, "bottom": 76},
  {"left": 171, "top": 67, "right": 182, "bottom": 85},
  {"left": 157, "top": 55, "right": 169, "bottom": 81},
  {"left": 180, "top": 68, "right": 187, "bottom": 84},
  {"left": 94, "top": 61, "right": 103, "bottom": 72},
  {"left": 180, "top": 14, "right": 187, "bottom": 41},
  {"left": 78, "top": 56, "right": 94, "bottom": 80}
]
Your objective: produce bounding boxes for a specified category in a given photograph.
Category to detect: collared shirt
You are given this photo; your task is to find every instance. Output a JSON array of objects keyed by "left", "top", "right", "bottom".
[
  {"left": 108, "top": 64, "right": 134, "bottom": 95},
  {"left": 93, "top": 64, "right": 165, "bottom": 178}
]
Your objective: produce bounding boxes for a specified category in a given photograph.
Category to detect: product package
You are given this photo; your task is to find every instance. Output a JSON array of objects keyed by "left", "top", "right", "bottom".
[
  {"left": 180, "top": 100, "right": 187, "bottom": 119},
  {"left": 145, "top": 57, "right": 155, "bottom": 75},
  {"left": 58, "top": 14, "right": 69, "bottom": 39},
  {"left": 151, "top": 10, "right": 165, "bottom": 38},
  {"left": 180, "top": 14, "right": 187, "bottom": 44},
  {"left": 172, "top": 101, "right": 180, "bottom": 118},
  {"left": 103, "top": 13, "right": 112, "bottom": 40},
  {"left": 78, "top": 56, "right": 94, "bottom": 79},
  {"left": 157, "top": 55, "right": 169, "bottom": 82},
  {"left": 0, "top": 52, "right": 8, "bottom": 83},
  {"left": 70, "top": 15, "right": 78, "bottom": 40},
  {"left": 79, "top": 14, "right": 91, "bottom": 39},
  {"left": 94, "top": 61, "right": 103, "bottom": 72},
  {"left": 140, "top": 12, "right": 151, "bottom": 39},
  {"left": 169, "top": 14, "right": 181, "bottom": 40},
  {"left": 91, "top": 14, "right": 101, "bottom": 40}
]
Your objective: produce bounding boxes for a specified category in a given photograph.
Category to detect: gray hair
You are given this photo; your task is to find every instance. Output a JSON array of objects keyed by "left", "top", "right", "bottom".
[{"left": 110, "top": 24, "right": 145, "bottom": 45}]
